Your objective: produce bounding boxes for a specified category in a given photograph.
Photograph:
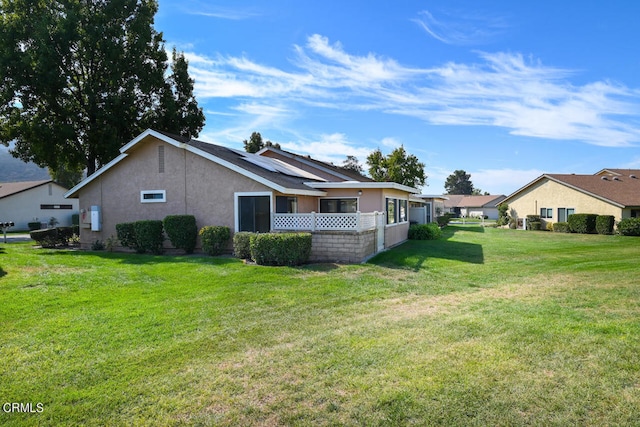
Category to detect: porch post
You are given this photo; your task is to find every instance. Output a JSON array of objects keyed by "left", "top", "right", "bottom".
[
  {"left": 311, "top": 211, "right": 316, "bottom": 231},
  {"left": 356, "top": 211, "right": 361, "bottom": 232}
]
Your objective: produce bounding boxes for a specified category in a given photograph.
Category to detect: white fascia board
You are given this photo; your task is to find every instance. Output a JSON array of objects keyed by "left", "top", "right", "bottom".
[
  {"left": 305, "top": 181, "right": 419, "bottom": 194},
  {"left": 118, "top": 129, "right": 183, "bottom": 153},
  {"left": 64, "top": 153, "right": 129, "bottom": 198},
  {"left": 184, "top": 145, "right": 326, "bottom": 197}
]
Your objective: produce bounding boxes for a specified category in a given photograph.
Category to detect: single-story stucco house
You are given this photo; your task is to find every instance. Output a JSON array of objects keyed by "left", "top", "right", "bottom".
[
  {"left": 0, "top": 180, "right": 79, "bottom": 230},
  {"left": 501, "top": 168, "right": 640, "bottom": 227},
  {"left": 65, "top": 129, "right": 419, "bottom": 262},
  {"left": 443, "top": 194, "right": 506, "bottom": 219}
]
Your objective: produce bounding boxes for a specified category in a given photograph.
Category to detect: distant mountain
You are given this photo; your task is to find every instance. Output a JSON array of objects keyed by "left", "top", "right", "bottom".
[{"left": 0, "top": 148, "right": 51, "bottom": 182}]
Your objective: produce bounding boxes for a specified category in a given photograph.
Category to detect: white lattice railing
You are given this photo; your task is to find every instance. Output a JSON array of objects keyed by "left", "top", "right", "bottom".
[{"left": 272, "top": 212, "right": 379, "bottom": 232}]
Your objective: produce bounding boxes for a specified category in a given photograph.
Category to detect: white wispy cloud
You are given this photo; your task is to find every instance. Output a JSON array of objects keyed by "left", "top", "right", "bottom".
[
  {"left": 412, "top": 9, "right": 509, "bottom": 45},
  {"left": 184, "top": 34, "right": 640, "bottom": 148},
  {"left": 282, "top": 133, "right": 373, "bottom": 166},
  {"left": 179, "top": 2, "right": 259, "bottom": 20},
  {"left": 469, "top": 168, "right": 546, "bottom": 195}
]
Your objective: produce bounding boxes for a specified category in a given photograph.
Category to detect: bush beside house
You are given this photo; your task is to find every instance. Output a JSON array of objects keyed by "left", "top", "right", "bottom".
[
  {"left": 568, "top": 214, "right": 598, "bottom": 234},
  {"left": 116, "top": 220, "right": 164, "bottom": 254},
  {"left": 617, "top": 218, "right": 640, "bottom": 236},
  {"left": 250, "top": 233, "right": 312, "bottom": 266},
  {"left": 199, "top": 226, "right": 230, "bottom": 256},
  {"left": 408, "top": 223, "right": 442, "bottom": 240},
  {"left": 233, "top": 232, "right": 254, "bottom": 259},
  {"left": 163, "top": 215, "right": 197, "bottom": 254},
  {"left": 595, "top": 215, "right": 615, "bottom": 235}
]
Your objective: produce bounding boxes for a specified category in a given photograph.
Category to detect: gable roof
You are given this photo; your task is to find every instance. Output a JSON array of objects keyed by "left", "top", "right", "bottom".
[
  {"left": 256, "top": 146, "right": 374, "bottom": 182},
  {"left": 0, "top": 180, "right": 52, "bottom": 199},
  {"left": 443, "top": 194, "right": 506, "bottom": 208},
  {"left": 503, "top": 170, "right": 640, "bottom": 208},
  {"left": 65, "top": 130, "right": 419, "bottom": 199}
]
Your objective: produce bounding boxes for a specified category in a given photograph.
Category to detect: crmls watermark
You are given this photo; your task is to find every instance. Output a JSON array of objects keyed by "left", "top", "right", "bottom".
[{"left": 2, "top": 402, "right": 44, "bottom": 413}]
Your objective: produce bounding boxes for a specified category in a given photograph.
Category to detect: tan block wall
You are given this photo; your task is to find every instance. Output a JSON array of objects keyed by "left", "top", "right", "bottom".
[
  {"left": 507, "top": 179, "right": 622, "bottom": 222},
  {"left": 310, "top": 230, "right": 376, "bottom": 263}
]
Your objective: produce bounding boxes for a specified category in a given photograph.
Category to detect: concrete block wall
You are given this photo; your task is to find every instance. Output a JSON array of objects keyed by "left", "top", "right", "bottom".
[{"left": 310, "top": 230, "right": 376, "bottom": 263}]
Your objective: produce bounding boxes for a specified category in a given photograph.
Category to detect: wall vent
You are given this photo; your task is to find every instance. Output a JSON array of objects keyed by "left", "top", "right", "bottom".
[{"left": 158, "top": 146, "right": 165, "bottom": 173}]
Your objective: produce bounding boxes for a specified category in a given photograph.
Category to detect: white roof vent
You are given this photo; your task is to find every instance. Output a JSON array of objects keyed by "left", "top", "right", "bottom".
[
  {"left": 601, "top": 176, "right": 608, "bottom": 180},
  {"left": 631, "top": 174, "right": 637, "bottom": 179},
  {"left": 613, "top": 176, "right": 621, "bottom": 181}
]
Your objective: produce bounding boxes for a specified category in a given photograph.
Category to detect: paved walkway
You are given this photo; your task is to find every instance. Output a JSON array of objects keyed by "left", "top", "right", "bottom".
[{"left": 1, "top": 233, "right": 33, "bottom": 243}]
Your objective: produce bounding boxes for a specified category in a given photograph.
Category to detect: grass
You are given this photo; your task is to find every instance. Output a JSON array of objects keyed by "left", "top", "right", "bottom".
[{"left": 1, "top": 226, "right": 640, "bottom": 425}]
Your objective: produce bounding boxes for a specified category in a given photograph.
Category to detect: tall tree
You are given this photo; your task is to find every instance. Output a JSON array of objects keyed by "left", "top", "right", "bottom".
[
  {"left": 0, "top": 0, "right": 205, "bottom": 177},
  {"left": 366, "top": 146, "right": 426, "bottom": 189},
  {"left": 341, "top": 155, "right": 364, "bottom": 175},
  {"left": 444, "top": 170, "right": 475, "bottom": 194},
  {"left": 243, "top": 131, "right": 280, "bottom": 153}
]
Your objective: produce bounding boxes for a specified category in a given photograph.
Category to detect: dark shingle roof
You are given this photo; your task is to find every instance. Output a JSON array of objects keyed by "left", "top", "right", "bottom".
[{"left": 185, "top": 139, "right": 326, "bottom": 192}]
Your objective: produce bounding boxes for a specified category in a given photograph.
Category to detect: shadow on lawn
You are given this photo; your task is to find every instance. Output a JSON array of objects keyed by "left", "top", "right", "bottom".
[
  {"left": 36, "top": 249, "right": 241, "bottom": 266},
  {"left": 370, "top": 226, "right": 485, "bottom": 271}
]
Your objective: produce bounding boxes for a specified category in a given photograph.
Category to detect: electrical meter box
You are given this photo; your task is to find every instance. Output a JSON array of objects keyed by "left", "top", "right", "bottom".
[{"left": 90, "top": 205, "right": 101, "bottom": 231}]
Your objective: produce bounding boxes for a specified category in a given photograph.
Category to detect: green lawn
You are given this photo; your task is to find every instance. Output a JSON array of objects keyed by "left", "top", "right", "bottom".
[{"left": 1, "top": 227, "right": 640, "bottom": 426}]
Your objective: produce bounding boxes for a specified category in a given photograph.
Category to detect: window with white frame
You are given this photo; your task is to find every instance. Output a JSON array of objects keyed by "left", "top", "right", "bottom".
[
  {"left": 140, "top": 190, "right": 166, "bottom": 203},
  {"left": 386, "top": 197, "right": 408, "bottom": 225},
  {"left": 540, "top": 208, "right": 553, "bottom": 219}
]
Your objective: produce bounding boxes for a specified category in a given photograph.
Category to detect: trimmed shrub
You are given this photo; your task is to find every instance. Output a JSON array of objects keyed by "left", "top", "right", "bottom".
[
  {"left": 30, "top": 228, "right": 59, "bottom": 248},
  {"left": 436, "top": 214, "right": 453, "bottom": 227},
  {"left": 28, "top": 221, "right": 41, "bottom": 231},
  {"left": 553, "top": 222, "right": 571, "bottom": 233},
  {"left": 596, "top": 215, "right": 615, "bottom": 235},
  {"left": 528, "top": 221, "right": 542, "bottom": 231},
  {"left": 163, "top": 215, "right": 197, "bottom": 254},
  {"left": 233, "top": 231, "right": 255, "bottom": 259},
  {"left": 408, "top": 223, "right": 442, "bottom": 240},
  {"left": 200, "top": 226, "right": 231, "bottom": 256},
  {"left": 617, "top": 218, "right": 640, "bottom": 236},
  {"left": 116, "top": 222, "right": 138, "bottom": 250},
  {"left": 30, "top": 227, "right": 73, "bottom": 247},
  {"left": 568, "top": 213, "right": 598, "bottom": 234},
  {"left": 526, "top": 215, "right": 540, "bottom": 230},
  {"left": 57, "top": 226, "right": 74, "bottom": 243},
  {"left": 133, "top": 220, "right": 164, "bottom": 254},
  {"left": 250, "top": 233, "right": 312, "bottom": 266}
]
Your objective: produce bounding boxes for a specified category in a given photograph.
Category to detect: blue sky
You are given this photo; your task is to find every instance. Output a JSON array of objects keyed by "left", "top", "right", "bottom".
[{"left": 155, "top": 0, "right": 640, "bottom": 195}]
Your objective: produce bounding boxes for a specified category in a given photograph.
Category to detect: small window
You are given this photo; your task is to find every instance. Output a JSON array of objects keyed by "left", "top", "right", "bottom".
[
  {"left": 399, "top": 199, "right": 408, "bottom": 223},
  {"left": 276, "top": 196, "right": 298, "bottom": 213},
  {"left": 40, "top": 204, "right": 73, "bottom": 210},
  {"left": 540, "top": 208, "right": 552, "bottom": 219},
  {"left": 141, "top": 190, "right": 166, "bottom": 203},
  {"left": 567, "top": 208, "right": 575, "bottom": 218}
]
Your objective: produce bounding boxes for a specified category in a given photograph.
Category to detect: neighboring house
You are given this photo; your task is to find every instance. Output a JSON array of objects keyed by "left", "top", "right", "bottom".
[
  {"left": 65, "top": 129, "right": 419, "bottom": 262},
  {"left": 0, "top": 180, "right": 79, "bottom": 230},
  {"left": 409, "top": 195, "right": 448, "bottom": 224},
  {"left": 502, "top": 169, "right": 640, "bottom": 227},
  {"left": 443, "top": 194, "right": 507, "bottom": 219}
]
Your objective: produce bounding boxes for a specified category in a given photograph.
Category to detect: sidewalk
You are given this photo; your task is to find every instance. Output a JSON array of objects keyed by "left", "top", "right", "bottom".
[{"left": 1, "top": 233, "right": 33, "bottom": 243}]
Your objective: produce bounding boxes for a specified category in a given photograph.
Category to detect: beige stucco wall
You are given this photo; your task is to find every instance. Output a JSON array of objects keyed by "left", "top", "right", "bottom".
[
  {"left": 0, "top": 182, "right": 78, "bottom": 230},
  {"left": 76, "top": 136, "right": 271, "bottom": 248},
  {"left": 506, "top": 179, "right": 622, "bottom": 223}
]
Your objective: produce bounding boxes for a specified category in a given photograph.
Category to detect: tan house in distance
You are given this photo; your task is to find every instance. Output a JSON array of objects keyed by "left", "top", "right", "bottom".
[
  {"left": 65, "top": 129, "right": 419, "bottom": 262},
  {"left": 502, "top": 169, "right": 640, "bottom": 227},
  {"left": 443, "top": 194, "right": 506, "bottom": 219}
]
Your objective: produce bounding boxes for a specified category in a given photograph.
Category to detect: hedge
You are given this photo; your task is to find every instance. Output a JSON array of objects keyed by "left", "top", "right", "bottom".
[
  {"left": 568, "top": 213, "right": 598, "bottom": 234},
  {"left": 526, "top": 215, "right": 541, "bottom": 230},
  {"left": 30, "top": 227, "right": 72, "bottom": 248},
  {"left": 595, "top": 215, "right": 615, "bottom": 235},
  {"left": 552, "top": 222, "right": 571, "bottom": 233},
  {"left": 250, "top": 233, "right": 312, "bottom": 266},
  {"left": 199, "top": 226, "right": 230, "bottom": 256},
  {"left": 163, "top": 215, "right": 197, "bottom": 254},
  {"left": 408, "top": 223, "right": 442, "bottom": 240},
  {"left": 28, "top": 221, "right": 42, "bottom": 231},
  {"left": 617, "top": 218, "right": 640, "bottom": 236},
  {"left": 133, "top": 220, "right": 165, "bottom": 254},
  {"left": 116, "top": 220, "right": 164, "bottom": 254},
  {"left": 116, "top": 222, "right": 137, "bottom": 251},
  {"left": 233, "top": 232, "right": 254, "bottom": 259}
]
